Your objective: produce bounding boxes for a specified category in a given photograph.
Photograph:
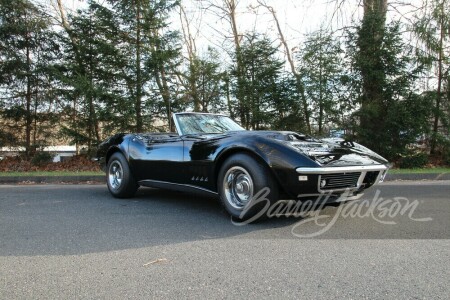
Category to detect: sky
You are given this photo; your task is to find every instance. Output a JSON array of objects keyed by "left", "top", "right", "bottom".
[
  {"left": 53, "top": 0, "right": 423, "bottom": 65},
  {"left": 57, "top": 0, "right": 354, "bottom": 37}
]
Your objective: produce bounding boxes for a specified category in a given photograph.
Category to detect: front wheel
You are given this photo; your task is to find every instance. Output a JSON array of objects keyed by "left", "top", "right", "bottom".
[
  {"left": 218, "top": 153, "right": 278, "bottom": 221},
  {"left": 107, "top": 152, "right": 138, "bottom": 198}
]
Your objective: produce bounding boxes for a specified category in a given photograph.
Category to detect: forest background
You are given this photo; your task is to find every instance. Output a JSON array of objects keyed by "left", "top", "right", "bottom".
[{"left": 0, "top": 0, "right": 449, "bottom": 169}]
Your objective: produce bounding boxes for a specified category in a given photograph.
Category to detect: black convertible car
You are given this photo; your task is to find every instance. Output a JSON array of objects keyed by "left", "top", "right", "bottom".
[{"left": 97, "top": 112, "right": 389, "bottom": 219}]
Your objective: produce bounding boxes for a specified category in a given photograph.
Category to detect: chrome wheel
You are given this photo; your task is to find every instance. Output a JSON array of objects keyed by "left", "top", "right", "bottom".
[
  {"left": 223, "top": 166, "right": 254, "bottom": 210},
  {"left": 108, "top": 160, "right": 123, "bottom": 190}
]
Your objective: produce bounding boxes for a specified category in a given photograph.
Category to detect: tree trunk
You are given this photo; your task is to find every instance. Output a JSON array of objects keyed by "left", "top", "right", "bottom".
[
  {"left": 180, "top": 5, "right": 200, "bottom": 111},
  {"left": 135, "top": 1, "right": 143, "bottom": 132},
  {"left": 74, "top": 97, "right": 79, "bottom": 155},
  {"left": 55, "top": 0, "right": 101, "bottom": 145},
  {"left": 430, "top": 12, "right": 444, "bottom": 155},
  {"left": 319, "top": 60, "right": 323, "bottom": 135},
  {"left": 257, "top": 1, "right": 311, "bottom": 134},
  {"left": 89, "top": 10, "right": 100, "bottom": 152},
  {"left": 225, "top": 75, "right": 234, "bottom": 119},
  {"left": 358, "top": 0, "right": 388, "bottom": 150},
  {"left": 25, "top": 14, "right": 32, "bottom": 158},
  {"left": 363, "top": 0, "right": 387, "bottom": 20},
  {"left": 226, "top": 0, "right": 246, "bottom": 125},
  {"left": 33, "top": 81, "right": 38, "bottom": 148},
  {"left": 154, "top": 67, "right": 173, "bottom": 131}
]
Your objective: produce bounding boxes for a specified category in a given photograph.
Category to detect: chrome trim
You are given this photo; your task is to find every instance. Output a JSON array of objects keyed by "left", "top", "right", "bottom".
[
  {"left": 296, "top": 165, "right": 389, "bottom": 194},
  {"left": 108, "top": 160, "right": 123, "bottom": 190},
  {"left": 296, "top": 165, "right": 388, "bottom": 174},
  {"left": 295, "top": 191, "right": 365, "bottom": 201},
  {"left": 172, "top": 113, "right": 183, "bottom": 136},
  {"left": 319, "top": 172, "right": 362, "bottom": 192},
  {"left": 222, "top": 166, "right": 254, "bottom": 210},
  {"left": 138, "top": 179, "right": 218, "bottom": 195}
]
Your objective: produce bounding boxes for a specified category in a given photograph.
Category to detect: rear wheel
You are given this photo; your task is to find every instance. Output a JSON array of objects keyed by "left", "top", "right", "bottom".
[
  {"left": 218, "top": 153, "right": 278, "bottom": 221},
  {"left": 107, "top": 152, "right": 138, "bottom": 198}
]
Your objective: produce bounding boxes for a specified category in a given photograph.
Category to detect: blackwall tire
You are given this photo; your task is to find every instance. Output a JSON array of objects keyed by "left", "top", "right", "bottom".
[
  {"left": 106, "top": 152, "right": 138, "bottom": 198},
  {"left": 218, "top": 153, "right": 278, "bottom": 221}
]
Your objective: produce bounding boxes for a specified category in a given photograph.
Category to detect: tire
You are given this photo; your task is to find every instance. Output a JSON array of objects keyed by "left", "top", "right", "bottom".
[
  {"left": 106, "top": 152, "right": 138, "bottom": 198},
  {"left": 218, "top": 153, "right": 278, "bottom": 221}
]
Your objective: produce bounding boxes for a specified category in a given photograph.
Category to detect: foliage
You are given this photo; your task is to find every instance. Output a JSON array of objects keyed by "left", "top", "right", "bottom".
[
  {"left": 398, "top": 152, "right": 429, "bottom": 169},
  {"left": 346, "top": 20, "right": 431, "bottom": 160},
  {"left": 0, "top": 155, "right": 100, "bottom": 172},
  {"left": 180, "top": 47, "right": 227, "bottom": 113},
  {"left": 0, "top": 0, "right": 58, "bottom": 156},
  {"left": 31, "top": 151, "right": 54, "bottom": 167},
  {"left": 412, "top": 0, "right": 450, "bottom": 155},
  {"left": 231, "top": 33, "right": 285, "bottom": 129},
  {"left": 0, "top": 0, "right": 449, "bottom": 165},
  {"left": 297, "top": 28, "right": 346, "bottom": 135},
  {"left": 444, "top": 149, "right": 450, "bottom": 166},
  {"left": 51, "top": 0, "right": 181, "bottom": 152}
]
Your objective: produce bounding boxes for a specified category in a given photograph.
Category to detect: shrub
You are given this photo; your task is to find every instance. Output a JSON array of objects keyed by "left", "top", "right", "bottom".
[
  {"left": 31, "top": 152, "right": 54, "bottom": 167},
  {"left": 398, "top": 152, "right": 429, "bottom": 169},
  {"left": 443, "top": 149, "right": 450, "bottom": 167}
]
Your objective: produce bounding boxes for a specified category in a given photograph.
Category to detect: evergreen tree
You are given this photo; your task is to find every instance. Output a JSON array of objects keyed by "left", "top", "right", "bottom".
[
  {"left": 347, "top": 21, "right": 431, "bottom": 159},
  {"left": 0, "top": 0, "right": 57, "bottom": 156},
  {"left": 231, "top": 34, "right": 284, "bottom": 129},
  {"left": 412, "top": 0, "right": 450, "bottom": 155},
  {"left": 298, "top": 29, "right": 345, "bottom": 135},
  {"left": 180, "top": 47, "right": 226, "bottom": 113},
  {"left": 54, "top": 1, "right": 134, "bottom": 154},
  {"left": 107, "top": 0, "right": 181, "bottom": 131}
]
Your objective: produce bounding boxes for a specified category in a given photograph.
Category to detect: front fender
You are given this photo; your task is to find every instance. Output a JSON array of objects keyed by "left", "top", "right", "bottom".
[
  {"left": 213, "top": 136, "right": 319, "bottom": 197},
  {"left": 97, "top": 134, "right": 131, "bottom": 171}
]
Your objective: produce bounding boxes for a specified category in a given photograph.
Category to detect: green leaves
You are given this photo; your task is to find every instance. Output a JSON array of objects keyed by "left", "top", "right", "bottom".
[
  {"left": 229, "top": 34, "right": 286, "bottom": 129},
  {"left": 347, "top": 18, "right": 434, "bottom": 160},
  {"left": 0, "top": 0, "right": 448, "bottom": 164},
  {"left": 0, "top": 0, "right": 56, "bottom": 155},
  {"left": 297, "top": 28, "right": 345, "bottom": 135}
]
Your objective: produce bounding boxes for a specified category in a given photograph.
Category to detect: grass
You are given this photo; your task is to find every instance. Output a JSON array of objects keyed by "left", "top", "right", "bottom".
[
  {"left": 0, "top": 171, "right": 104, "bottom": 177},
  {"left": 1, "top": 168, "right": 449, "bottom": 176},
  {"left": 389, "top": 167, "right": 450, "bottom": 174}
]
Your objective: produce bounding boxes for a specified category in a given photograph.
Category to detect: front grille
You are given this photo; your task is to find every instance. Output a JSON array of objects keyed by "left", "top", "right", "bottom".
[
  {"left": 320, "top": 172, "right": 361, "bottom": 190},
  {"left": 362, "top": 171, "right": 380, "bottom": 187}
]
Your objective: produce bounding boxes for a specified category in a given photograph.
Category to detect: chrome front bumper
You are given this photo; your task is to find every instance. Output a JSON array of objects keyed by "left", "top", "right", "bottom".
[{"left": 296, "top": 165, "right": 389, "bottom": 193}]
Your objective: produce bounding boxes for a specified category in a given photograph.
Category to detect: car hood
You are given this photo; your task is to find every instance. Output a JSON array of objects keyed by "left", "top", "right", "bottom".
[{"left": 215, "top": 130, "right": 389, "bottom": 167}]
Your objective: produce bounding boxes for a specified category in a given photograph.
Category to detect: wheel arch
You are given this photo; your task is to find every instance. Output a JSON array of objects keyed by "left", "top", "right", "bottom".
[
  {"left": 106, "top": 146, "right": 126, "bottom": 165},
  {"left": 105, "top": 145, "right": 138, "bottom": 198},
  {"left": 213, "top": 147, "right": 285, "bottom": 194}
]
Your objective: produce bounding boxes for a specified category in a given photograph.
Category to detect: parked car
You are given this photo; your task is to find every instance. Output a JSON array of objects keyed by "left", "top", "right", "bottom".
[{"left": 97, "top": 113, "right": 389, "bottom": 220}]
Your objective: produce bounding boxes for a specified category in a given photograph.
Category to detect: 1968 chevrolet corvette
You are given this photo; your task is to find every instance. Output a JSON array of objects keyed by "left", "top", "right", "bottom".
[{"left": 97, "top": 112, "right": 389, "bottom": 219}]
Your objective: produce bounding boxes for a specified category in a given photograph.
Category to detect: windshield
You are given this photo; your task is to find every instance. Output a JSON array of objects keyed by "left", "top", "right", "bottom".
[{"left": 174, "top": 113, "right": 245, "bottom": 135}]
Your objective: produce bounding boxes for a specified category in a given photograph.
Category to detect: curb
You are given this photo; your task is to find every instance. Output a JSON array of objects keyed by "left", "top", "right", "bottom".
[
  {"left": 0, "top": 173, "right": 449, "bottom": 184},
  {"left": 384, "top": 173, "right": 450, "bottom": 181},
  {"left": 0, "top": 175, "right": 105, "bottom": 184}
]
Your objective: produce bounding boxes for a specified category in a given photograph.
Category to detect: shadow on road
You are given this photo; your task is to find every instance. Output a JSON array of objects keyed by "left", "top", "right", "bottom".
[
  {"left": 1, "top": 183, "right": 449, "bottom": 256},
  {"left": 0, "top": 185, "right": 304, "bottom": 256}
]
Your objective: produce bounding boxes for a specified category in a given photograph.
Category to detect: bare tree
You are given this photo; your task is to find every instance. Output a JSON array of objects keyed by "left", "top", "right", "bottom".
[
  {"left": 179, "top": 3, "right": 201, "bottom": 111},
  {"left": 196, "top": 0, "right": 247, "bottom": 122},
  {"left": 50, "top": 0, "right": 101, "bottom": 153},
  {"left": 256, "top": 0, "right": 312, "bottom": 134}
]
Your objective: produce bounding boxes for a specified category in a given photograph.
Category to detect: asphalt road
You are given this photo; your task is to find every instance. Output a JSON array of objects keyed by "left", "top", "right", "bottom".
[{"left": 1, "top": 182, "right": 449, "bottom": 299}]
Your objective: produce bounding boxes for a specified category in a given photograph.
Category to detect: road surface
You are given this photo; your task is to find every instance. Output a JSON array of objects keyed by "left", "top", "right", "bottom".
[{"left": 1, "top": 182, "right": 449, "bottom": 299}]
